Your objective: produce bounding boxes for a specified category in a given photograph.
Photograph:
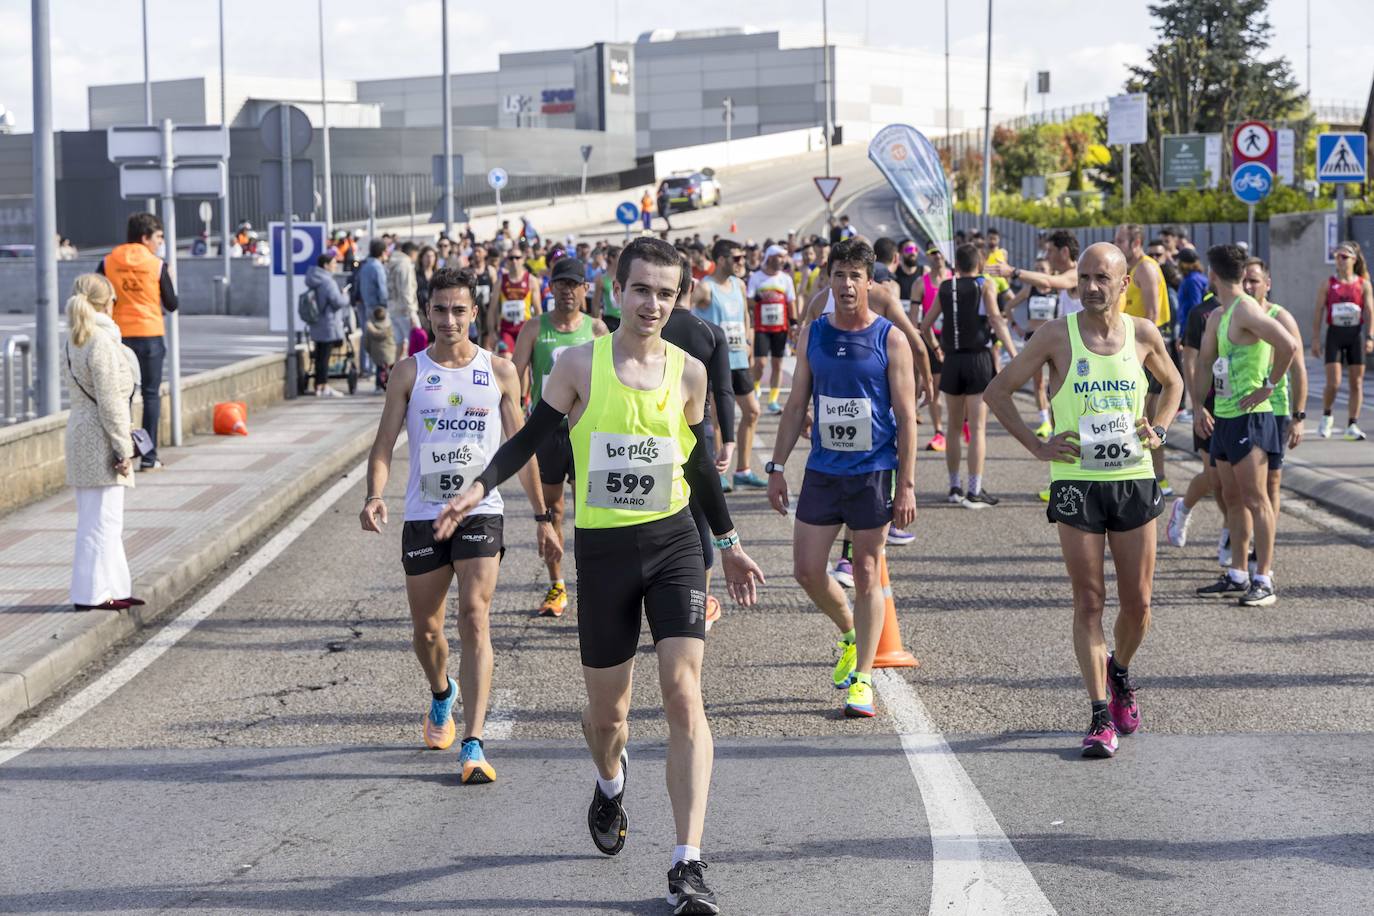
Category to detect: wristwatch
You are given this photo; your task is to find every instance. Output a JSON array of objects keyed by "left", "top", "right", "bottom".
[
  {"left": 1292, "top": 411, "right": 1307, "bottom": 421},
  {"left": 533, "top": 511, "right": 553, "bottom": 523},
  {"left": 713, "top": 531, "right": 741, "bottom": 551},
  {"left": 1151, "top": 425, "right": 1167, "bottom": 442},
  {"left": 764, "top": 460, "right": 786, "bottom": 475}
]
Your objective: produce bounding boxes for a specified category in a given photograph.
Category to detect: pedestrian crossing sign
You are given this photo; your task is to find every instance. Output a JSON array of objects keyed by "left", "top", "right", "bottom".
[{"left": 1317, "top": 133, "right": 1367, "bottom": 183}]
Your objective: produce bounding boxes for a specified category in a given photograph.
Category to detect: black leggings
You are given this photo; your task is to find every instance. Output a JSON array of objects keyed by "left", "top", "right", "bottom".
[{"left": 313, "top": 339, "right": 339, "bottom": 387}]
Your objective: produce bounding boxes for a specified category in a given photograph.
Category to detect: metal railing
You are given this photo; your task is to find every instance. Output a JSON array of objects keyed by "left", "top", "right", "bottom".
[{"left": 3, "top": 334, "right": 35, "bottom": 425}]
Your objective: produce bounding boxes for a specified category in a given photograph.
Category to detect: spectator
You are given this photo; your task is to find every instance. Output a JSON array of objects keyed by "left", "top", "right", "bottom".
[
  {"left": 640, "top": 188, "right": 655, "bottom": 232},
  {"left": 364, "top": 305, "right": 398, "bottom": 391},
  {"left": 416, "top": 245, "right": 439, "bottom": 311},
  {"left": 357, "top": 237, "right": 389, "bottom": 335},
  {"left": 63, "top": 273, "right": 142, "bottom": 612},
  {"left": 98, "top": 211, "right": 178, "bottom": 472},
  {"left": 305, "top": 252, "right": 351, "bottom": 398},
  {"left": 58, "top": 235, "right": 78, "bottom": 260},
  {"left": 435, "top": 236, "right": 453, "bottom": 268},
  {"left": 386, "top": 240, "right": 420, "bottom": 355},
  {"left": 408, "top": 319, "right": 429, "bottom": 358},
  {"left": 1175, "top": 248, "right": 1209, "bottom": 334}
]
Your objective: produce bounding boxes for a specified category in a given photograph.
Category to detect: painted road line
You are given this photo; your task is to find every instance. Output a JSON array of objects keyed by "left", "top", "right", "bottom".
[{"left": 874, "top": 668, "right": 1057, "bottom": 916}]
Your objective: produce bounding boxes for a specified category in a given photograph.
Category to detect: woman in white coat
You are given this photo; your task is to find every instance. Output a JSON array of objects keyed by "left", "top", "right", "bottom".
[{"left": 64, "top": 273, "right": 144, "bottom": 611}]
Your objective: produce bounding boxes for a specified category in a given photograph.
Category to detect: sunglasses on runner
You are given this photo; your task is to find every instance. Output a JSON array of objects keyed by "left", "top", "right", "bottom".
[{"left": 1336, "top": 251, "right": 1354, "bottom": 260}]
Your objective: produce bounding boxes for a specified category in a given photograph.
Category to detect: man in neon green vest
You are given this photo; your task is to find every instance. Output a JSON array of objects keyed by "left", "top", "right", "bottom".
[{"left": 984, "top": 242, "right": 1181, "bottom": 759}]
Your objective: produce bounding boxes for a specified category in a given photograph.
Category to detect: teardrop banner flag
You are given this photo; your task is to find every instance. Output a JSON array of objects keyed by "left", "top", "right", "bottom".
[{"left": 867, "top": 124, "right": 954, "bottom": 260}]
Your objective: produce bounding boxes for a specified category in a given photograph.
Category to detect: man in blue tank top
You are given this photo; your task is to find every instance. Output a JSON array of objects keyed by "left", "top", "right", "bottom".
[{"left": 766, "top": 238, "right": 919, "bottom": 719}]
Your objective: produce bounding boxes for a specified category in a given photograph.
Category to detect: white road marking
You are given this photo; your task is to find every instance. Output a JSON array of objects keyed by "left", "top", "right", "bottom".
[
  {"left": 874, "top": 669, "right": 1058, "bottom": 916},
  {"left": 483, "top": 688, "right": 517, "bottom": 741}
]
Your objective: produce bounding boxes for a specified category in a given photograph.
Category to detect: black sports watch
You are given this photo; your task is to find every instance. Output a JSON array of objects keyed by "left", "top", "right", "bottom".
[
  {"left": 1292, "top": 411, "right": 1307, "bottom": 421},
  {"left": 1151, "top": 425, "right": 1167, "bottom": 442},
  {"left": 765, "top": 460, "right": 786, "bottom": 475},
  {"left": 533, "top": 511, "right": 553, "bottom": 523}
]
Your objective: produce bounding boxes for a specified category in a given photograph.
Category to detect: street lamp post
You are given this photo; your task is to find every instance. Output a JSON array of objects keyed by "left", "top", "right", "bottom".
[
  {"left": 979, "top": 0, "right": 993, "bottom": 229},
  {"left": 822, "top": 0, "right": 833, "bottom": 219},
  {"left": 31, "top": 0, "right": 59, "bottom": 417},
  {"left": 141, "top": 0, "right": 155, "bottom": 214},
  {"left": 441, "top": 0, "right": 455, "bottom": 239},
  {"left": 318, "top": 0, "right": 333, "bottom": 232},
  {"left": 218, "top": 0, "right": 232, "bottom": 312}
]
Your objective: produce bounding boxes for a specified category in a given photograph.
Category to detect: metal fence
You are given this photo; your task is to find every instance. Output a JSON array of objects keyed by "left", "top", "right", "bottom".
[{"left": 229, "top": 169, "right": 636, "bottom": 231}]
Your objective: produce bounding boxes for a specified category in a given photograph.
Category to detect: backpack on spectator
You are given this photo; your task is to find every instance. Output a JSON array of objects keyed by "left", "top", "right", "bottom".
[{"left": 298, "top": 286, "right": 321, "bottom": 326}]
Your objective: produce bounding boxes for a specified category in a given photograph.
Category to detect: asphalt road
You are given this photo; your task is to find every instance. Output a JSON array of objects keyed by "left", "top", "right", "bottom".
[{"left": 4, "top": 171, "right": 1374, "bottom": 916}]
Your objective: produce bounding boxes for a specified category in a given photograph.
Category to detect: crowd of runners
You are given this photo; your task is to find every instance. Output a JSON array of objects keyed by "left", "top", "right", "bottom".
[{"left": 356, "top": 217, "right": 1371, "bottom": 914}]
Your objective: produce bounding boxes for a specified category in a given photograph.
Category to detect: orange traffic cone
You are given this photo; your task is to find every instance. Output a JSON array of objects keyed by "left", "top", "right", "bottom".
[
  {"left": 729, "top": 219, "right": 738, "bottom": 233},
  {"left": 873, "top": 548, "right": 919, "bottom": 668},
  {"left": 213, "top": 401, "right": 248, "bottom": 436}
]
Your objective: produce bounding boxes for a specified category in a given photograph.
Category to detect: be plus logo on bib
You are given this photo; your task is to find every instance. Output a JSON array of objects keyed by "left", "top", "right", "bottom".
[
  {"left": 586, "top": 432, "right": 675, "bottom": 512},
  {"left": 817, "top": 395, "right": 874, "bottom": 451}
]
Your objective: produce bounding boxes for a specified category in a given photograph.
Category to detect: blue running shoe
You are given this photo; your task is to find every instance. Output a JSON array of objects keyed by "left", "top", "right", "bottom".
[
  {"left": 423, "top": 676, "right": 458, "bottom": 750},
  {"left": 733, "top": 470, "right": 768, "bottom": 488},
  {"left": 886, "top": 527, "right": 915, "bottom": 546},
  {"left": 460, "top": 737, "right": 496, "bottom": 785}
]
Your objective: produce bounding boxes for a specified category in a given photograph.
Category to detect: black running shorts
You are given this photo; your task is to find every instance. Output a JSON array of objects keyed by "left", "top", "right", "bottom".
[
  {"left": 730, "top": 368, "right": 754, "bottom": 397},
  {"left": 795, "top": 467, "right": 895, "bottom": 530},
  {"left": 754, "top": 329, "right": 788, "bottom": 359},
  {"left": 1325, "top": 326, "right": 1365, "bottom": 365},
  {"left": 939, "top": 349, "right": 995, "bottom": 396},
  {"left": 574, "top": 508, "right": 707, "bottom": 669},
  {"left": 1046, "top": 479, "right": 1163, "bottom": 534},
  {"left": 536, "top": 423, "right": 575, "bottom": 485},
  {"left": 1270, "top": 416, "right": 1290, "bottom": 471},
  {"left": 1209, "top": 412, "right": 1282, "bottom": 467},
  {"left": 402, "top": 515, "right": 504, "bottom": 576}
]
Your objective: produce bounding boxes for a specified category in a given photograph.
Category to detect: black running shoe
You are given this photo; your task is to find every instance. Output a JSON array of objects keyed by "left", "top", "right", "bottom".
[
  {"left": 1238, "top": 580, "right": 1277, "bottom": 607},
  {"left": 587, "top": 750, "right": 628, "bottom": 856},
  {"left": 946, "top": 486, "right": 964, "bottom": 504},
  {"left": 961, "top": 489, "right": 1000, "bottom": 509},
  {"left": 1196, "top": 574, "right": 1247, "bottom": 599},
  {"left": 667, "top": 860, "right": 720, "bottom": 915}
]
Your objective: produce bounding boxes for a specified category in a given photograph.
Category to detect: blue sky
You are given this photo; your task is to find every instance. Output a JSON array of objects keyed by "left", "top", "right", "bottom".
[{"left": 1, "top": 0, "right": 1366, "bottom": 133}]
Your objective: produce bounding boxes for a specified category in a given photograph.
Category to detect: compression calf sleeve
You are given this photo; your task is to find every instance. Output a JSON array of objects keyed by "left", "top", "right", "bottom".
[
  {"left": 685, "top": 421, "right": 735, "bottom": 536},
  {"left": 474, "top": 400, "right": 566, "bottom": 497}
]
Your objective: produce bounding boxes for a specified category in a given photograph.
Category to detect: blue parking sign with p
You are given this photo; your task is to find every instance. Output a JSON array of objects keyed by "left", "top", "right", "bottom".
[{"left": 271, "top": 223, "right": 326, "bottom": 276}]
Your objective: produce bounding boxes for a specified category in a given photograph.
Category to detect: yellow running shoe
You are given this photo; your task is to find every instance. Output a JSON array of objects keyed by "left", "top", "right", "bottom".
[
  {"left": 423, "top": 677, "right": 458, "bottom": 750},
  {"left": 538, "top": 581, "right": 568, "bottom": 618},
  {"left": 459, "top": 737, "right": 496, "bottom": 785},
  {"left": 844, "top": 672, "right": 876, "bottom": 718},
  {"left": 1034, "top": 419, "right": 1053, "bottom": 439},
  {"left": 832, "top": 638, "right": 857, "bottom": 689}
]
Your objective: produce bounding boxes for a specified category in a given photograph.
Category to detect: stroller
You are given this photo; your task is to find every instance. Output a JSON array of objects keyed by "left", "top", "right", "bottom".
[{"left": 297, "top": 317, "right": 362, "bottom": 396}]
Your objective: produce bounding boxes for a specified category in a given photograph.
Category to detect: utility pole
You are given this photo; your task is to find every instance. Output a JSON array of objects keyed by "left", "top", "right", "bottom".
[
  {"left": 822, "top": 0, "right": 833, "bottom": 219},
  {"left": 159, "top": 119, "right": 183, "bottom": 444},
  {"left": 441, "top": 0, "right": 455, "bottom": 239},
  {"left": 141, "top": 0, "right": 155, "bottom": 214},
  {"left": 218, "top": 0, "right": 231, "bottom": 312},
  {"left": 944, "top": 0, "right": 951, "bottom": 147},
  {"left": 980, "top": 0, "right": 993, "bottom": 228},
  {"left": 31, "top": 0, "right": 59, "bottom": 417},
  {"left": 723, "top": 96, "right": 734, "bottom": 165},
  {"left": 318, "top": 0, "right": 333, "bottom": 232}
]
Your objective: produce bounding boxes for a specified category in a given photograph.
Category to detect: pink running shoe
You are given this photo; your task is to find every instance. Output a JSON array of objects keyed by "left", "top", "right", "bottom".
[
  {"left": 925, "top": 432, "right": 947, "bottom": 452},
  {"left": 1106, "top": 655, "right": 1140, "bottom": 735},
  {"left": 1082, "top": 719, "right": 1119, "bottom": 758}
]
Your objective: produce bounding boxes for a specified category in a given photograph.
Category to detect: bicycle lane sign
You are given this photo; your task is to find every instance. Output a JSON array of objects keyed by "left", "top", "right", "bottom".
[{"left": 1231, "top": 162, "right": 1272, "bottom": 205}]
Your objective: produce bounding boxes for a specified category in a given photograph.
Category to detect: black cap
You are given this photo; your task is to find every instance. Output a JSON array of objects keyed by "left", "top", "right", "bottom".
[{"left": 551, "top": 257, "right": 586, "bottom": 284}]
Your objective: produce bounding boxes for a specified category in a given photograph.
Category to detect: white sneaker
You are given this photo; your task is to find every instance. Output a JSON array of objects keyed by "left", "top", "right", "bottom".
[
  {"left": 1344, "top": 422, "right": 1367, "bottom": 442},
  {"left": 1217, "top": 528, "right": 1231, "bottom": 568},
  {"left": 1318, "top": 415, "right": 1334, "bottom": 438},
  {"left": 320, "top": 386, "right": 342, "bottom": 398},
  {"left": 1166, "top": 497, "right": 1191, "bottom": 547}
]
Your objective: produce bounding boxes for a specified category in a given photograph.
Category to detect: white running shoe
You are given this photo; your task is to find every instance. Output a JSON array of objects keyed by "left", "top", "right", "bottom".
[
  {"left": 1318, "top": 415, "right": 1334, "bottom": 438},
  {"left": 1344, "top": 422, "right": 1367, "bottom": 442},
  {"left": 1166, "top": 497, "right": 1191, "bottom": 547}
]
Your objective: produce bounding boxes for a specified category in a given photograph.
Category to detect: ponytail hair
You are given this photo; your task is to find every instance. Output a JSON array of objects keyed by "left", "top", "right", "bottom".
[
  {"left": 67, "top": 273, "right": 115, "bottom": 348},
  {"left": 1338, "top": 241, "right": 1368, "bottom": 279}
]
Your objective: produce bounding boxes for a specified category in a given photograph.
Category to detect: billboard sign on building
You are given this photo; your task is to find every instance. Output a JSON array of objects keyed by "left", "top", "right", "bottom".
[
  {"left": 541, "top": 88, "right": 575, "bottom": 114},
  {"left": 608, "top": 49, "right": 632, "bottom": 95}
]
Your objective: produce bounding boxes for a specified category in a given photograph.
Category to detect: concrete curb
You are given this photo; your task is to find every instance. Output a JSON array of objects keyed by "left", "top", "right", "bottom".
[{"left": 0, "top": 421, "right": 377, "bottom": 733}]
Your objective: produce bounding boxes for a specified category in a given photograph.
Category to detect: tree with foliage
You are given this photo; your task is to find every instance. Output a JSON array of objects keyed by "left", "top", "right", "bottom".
[{"left": 1114, "top": 0, "right": 1308, "bottom": 190}]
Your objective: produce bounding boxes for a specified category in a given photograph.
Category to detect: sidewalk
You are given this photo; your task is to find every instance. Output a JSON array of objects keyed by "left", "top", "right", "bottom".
[{"left": 0, "top": 392, "right": 382, "bottom": 731}]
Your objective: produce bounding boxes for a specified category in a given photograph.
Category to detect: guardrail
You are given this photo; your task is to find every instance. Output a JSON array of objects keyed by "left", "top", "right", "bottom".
[{"left": 3, "top": 334, "right": 34, "bottom": 425}]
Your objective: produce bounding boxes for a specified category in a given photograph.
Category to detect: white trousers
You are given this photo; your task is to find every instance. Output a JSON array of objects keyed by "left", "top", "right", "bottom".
[{"left": 70, "top": 486, "right": 131, "bottom": 606}]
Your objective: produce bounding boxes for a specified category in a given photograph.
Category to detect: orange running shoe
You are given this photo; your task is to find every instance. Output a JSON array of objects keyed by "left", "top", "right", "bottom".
[
  {"left": 539, "top": 581, "right": 568, "bottom": 617},
  {"left": 422, "top": 676, "right": 458, "bottom": 750},
  {"left": 459, "top": 737, "right": 496, "bottom": 785}
]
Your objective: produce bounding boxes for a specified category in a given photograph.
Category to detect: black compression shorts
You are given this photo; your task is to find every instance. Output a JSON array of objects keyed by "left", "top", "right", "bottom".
[
  {"left": 731, "top": 368, "right": 754, "bottom": 396},
  {"left": 1325, "top": 326, "right": 1365, "bottom": 365},
  {"left": 939, "top": 350, "right": 995, "bottom": 396},
  {"left": 754, "top": 329, "right": 788, "bottom": 358},
  {"left": 573, "top": 508, "right": 707, "bottom": 668}
]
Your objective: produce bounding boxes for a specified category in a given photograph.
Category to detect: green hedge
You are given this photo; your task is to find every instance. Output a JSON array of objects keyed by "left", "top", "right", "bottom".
[{"left": 955, "top": 185, "right": 1366, "bottom": 227}]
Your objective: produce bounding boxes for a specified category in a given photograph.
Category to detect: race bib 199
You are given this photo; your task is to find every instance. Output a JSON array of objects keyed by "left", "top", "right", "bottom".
[
  {"left": 759, "top": 302, "right": 785, "bottom": 327},
  {"left": 816, "top": 395, "right": 874, "bottom": 452},
  {"left": 1028, "top": 295, "right": 1057, "bottom": 321},
  {"left": 1212, "top": 356, "right": 1233, "bottom": 400},
  {"left": 420, "top": 442, "right": 485, "bottom": 503},
  {"left": 501, "top": 299, "right": 526, "bottom": 323},
  {"left": 1078, "top": 412, "right": 1142, "bottom": 471},
  {"left": 1331, "top": 301, "right": 1362, "bottom": 327},
  {"left": 585, "top": 432, "right": 675, "bottom": 512}
]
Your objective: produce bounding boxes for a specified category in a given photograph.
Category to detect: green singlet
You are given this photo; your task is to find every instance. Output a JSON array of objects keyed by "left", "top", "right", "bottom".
[
  {"left": 531, "top": 312, "right": 597, "bottom": 405},
  {"left": 1213, "top": 297, "right": 1274, "bottom": 419},
  {"left": 1266, "top": 304, "right": 1290, "bottom": 418}
]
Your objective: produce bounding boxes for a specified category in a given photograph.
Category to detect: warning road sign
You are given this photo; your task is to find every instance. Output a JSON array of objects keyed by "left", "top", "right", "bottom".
[
  {"left": 814, "top": 176, "right": 841, "bottom": 202},
  {"left": 1232, "top": 120, "right": 1276, "bottom": 171},
  {"left": 1317, "top": 133, "right": 1367, "bottom": 183}
]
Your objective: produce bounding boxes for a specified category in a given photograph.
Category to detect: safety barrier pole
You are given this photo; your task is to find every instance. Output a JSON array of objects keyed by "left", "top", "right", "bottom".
[{"left": 3, "top": 334, "right": 36, "bottom": 425}]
